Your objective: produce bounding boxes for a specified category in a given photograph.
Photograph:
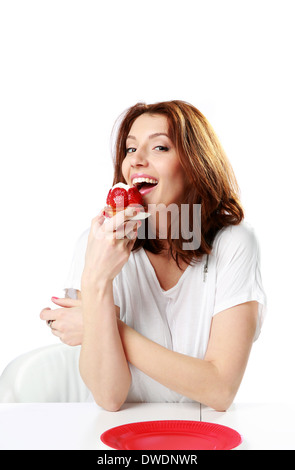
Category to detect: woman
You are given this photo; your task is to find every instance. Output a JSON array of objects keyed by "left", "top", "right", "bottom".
[{"left": 40, "top": 100, "right": 266, "bottom": 411}]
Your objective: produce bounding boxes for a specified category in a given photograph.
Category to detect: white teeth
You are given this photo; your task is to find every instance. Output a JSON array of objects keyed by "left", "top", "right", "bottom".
[{"left": 132, "top": 177, "right": 158, "bottom": 185}]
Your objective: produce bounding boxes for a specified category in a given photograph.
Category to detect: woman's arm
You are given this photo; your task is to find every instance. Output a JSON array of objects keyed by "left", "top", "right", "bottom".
[
  {"left": 79, "top": 281, "right": 131, "bottom": 412},
  {"left": 117, "top": 301, "right": 258, "bottom": 411},
  {"left": 78, "top": 210, "right": 140, "bottom": 411}
]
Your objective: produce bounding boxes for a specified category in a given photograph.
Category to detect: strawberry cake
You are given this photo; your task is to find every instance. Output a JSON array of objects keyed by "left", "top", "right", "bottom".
[{"left": 104, "top": 183, "right": 149, "bottom": 219}]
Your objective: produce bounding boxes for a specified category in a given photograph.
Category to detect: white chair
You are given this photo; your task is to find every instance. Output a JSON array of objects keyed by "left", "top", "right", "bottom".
[{"left": 0, "top": 344, "right": 90, "bottom": 402}]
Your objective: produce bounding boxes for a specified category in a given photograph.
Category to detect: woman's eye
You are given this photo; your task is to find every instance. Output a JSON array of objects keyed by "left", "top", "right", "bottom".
[
  {"left": 125, "top": 146, "right": 169, "bottom": 155},
  {"left": 126, "top": 147, "right": 136, "bottom": 154},
  {"left": 154, "top": 146, "right": 169, "bottom": 151}
]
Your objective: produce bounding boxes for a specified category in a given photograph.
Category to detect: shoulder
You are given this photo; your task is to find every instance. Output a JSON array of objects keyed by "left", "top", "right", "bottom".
[
  {"left": 212, "top": 221, "right": 259, "bottom": 262},
  {"left": 213, "top": 221, "right": 258, "bottom": 249}
]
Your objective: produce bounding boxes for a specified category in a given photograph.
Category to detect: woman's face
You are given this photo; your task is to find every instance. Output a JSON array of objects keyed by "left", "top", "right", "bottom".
[{"left": 122, "top": 113, "right": 187, "bottom": 208}]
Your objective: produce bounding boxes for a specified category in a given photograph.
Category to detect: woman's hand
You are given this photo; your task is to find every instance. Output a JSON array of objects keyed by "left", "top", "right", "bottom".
[
  {"left": 40, "top": 297, "right": 83, "bottom": 346},
  {"left": 81, "top": 207, "right": 141, "bottom": 293}
]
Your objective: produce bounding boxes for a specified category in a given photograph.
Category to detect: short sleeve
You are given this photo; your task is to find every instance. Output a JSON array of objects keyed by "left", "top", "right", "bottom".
[
  {"left": 213, "top": 222, "right": 267, "bottom": 340},
  {"left": 63, "top": 228, "right": 90, "bottom": 299}
]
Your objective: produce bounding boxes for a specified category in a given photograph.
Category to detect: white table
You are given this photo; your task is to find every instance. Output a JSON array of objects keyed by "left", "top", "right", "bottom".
[{"left": 0, "top": 402, "right": 294, "bottom": 450}]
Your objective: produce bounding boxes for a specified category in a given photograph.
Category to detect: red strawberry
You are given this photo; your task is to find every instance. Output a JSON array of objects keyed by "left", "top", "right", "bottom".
[
  {"left": 106, "top": 189, "right": 113, "bottom": 206},
  {"left": 127, "top": 186, "right": 144, "bottom": 206},
  {"left": 106, "top": 187, "right": 128, "bottom": 208}
]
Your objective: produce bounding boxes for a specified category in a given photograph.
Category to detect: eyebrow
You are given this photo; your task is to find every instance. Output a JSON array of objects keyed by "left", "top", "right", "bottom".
[{"left": 126, "top": 132, "right": 171, "bottom": 141}]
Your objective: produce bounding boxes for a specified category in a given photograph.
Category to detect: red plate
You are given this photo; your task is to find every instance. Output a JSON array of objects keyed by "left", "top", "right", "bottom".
[{"left": 100, "top": 420, "right": 242, "bottom": 450}]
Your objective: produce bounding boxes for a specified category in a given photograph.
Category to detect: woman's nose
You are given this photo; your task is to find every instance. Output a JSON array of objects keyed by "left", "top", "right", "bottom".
[{"left": 130, "top": 148, "right": 148, "bottom": 167}]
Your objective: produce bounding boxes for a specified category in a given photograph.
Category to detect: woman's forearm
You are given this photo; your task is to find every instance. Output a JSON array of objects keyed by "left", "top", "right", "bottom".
[
  {"left": 117, "top": 320, "right": 232, "bottom": 411},
  {"left": 79, "top": 281, "right": 131, "bottom": 411}
]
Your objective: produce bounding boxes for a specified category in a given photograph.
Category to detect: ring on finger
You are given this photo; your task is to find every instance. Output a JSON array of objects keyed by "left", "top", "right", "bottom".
[{"left": 47, "top": 320, "right": 54, "bottom": 328}]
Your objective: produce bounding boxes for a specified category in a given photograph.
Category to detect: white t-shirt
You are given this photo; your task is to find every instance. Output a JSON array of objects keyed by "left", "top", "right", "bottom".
[{"left": 63, "top": 221, "right": 267, "bottom": 403}]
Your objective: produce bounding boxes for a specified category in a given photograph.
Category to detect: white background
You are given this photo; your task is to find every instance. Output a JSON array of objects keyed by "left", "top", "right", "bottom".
[{"left": 0, "top": 0, "right": 294, "bottom": 404}]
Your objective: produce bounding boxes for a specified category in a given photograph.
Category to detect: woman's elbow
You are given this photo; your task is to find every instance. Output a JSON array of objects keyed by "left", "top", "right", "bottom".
[
  {"left": 93, "top": 395, "right": 125, "bottom": 412},
  {"left": 202, "top": 385, "right": 236, "bottom": 412},
  {"left": 211, "top": 395, "right": 233, "bottom": 412},
  {"left": 100, "top": 401, "right": 123, "bottom": 413},
  {"left": 91, "top": 381, "right": 131, "bottom": 412}
]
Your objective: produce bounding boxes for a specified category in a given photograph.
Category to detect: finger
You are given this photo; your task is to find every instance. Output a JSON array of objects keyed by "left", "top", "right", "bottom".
[
  {"left": 51, "top": 297, "right": 81, "bottom": 307},
  {"left": 125, "top": 220, "right": 141, "bottom": 238},
  {"left": 40, "top": 308, "right": 58, "bottom": 321},
  {"left": 124, "top": 206, "right": 142, "bottom": 219},
  {"left": 92, "top": 210, "right": 106, "bottom": 224},
  {"left": 125, "top": 232, "right": 138, "bottom": 251},
  {"left": 98, "top": 207, "right": 106, "bottom": 217},
  {"left": 113, "top": 219, "right": 141, "bottom": 240},
  {"left": 40, "top": 307, "right": 68, "bottom": 321},
  {"left": 103, "top": 207, "right": 140, "bottom": 233},
  {"left": 50, "top": 325, "right": 61, "bottom": 337},
  {"left": 42, "top": 305, "right": 73, "bottom": 321},
  {"left": 125, "top": 220, "right": 141, "bottom": 239},
  {"left": 123, "top": 222, "right": 140, "bottom": 248},
  {"left": 90, "top": 213, "right": 106, "bottom": 237},
  {"left": 40, "top": 307, "right": 52, "bottom": 320}
]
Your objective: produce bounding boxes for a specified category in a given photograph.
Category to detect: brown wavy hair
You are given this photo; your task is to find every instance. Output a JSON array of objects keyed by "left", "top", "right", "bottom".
[{"left": 111, "top": 100, "right": 244, "bottom": 267}]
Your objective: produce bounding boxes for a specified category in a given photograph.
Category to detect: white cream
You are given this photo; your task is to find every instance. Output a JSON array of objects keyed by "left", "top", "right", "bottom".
[{"left": 112, "top": 183, "right": 131, "bottom": 190}]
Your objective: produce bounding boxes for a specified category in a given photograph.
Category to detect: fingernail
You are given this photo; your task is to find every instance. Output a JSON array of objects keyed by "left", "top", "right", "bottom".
[{"left": 51, "top": 297, "right": 59, "bottom": 300}]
